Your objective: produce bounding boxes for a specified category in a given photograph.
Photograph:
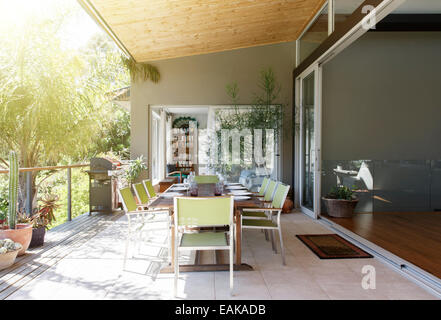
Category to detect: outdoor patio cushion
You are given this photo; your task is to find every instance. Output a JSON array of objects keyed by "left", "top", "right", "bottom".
[
  {"left": 242, "top": 219, "right": 277, "bottom": 228},
  {"left": 242, "top": 211, "right": 267, "bottom": 218},
  {"left": 180, "top": 232, "right": 228, "bottom": 247}
]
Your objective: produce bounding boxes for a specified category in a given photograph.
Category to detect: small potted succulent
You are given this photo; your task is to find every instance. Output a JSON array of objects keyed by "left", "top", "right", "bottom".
[
  {"left": 0, "top": 238, "right": 22, "bottom": 270},
  {"left": 29, "top": 194, "right": 58, "bottom": 248},
  {"left": 322, "top": 185, "right": 358, "bottom": 218}
]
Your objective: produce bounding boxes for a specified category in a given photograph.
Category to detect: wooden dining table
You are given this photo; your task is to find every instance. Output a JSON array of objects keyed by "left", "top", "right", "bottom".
[{"left": 148, "top": 183, "right": 261, "bottom": 273}]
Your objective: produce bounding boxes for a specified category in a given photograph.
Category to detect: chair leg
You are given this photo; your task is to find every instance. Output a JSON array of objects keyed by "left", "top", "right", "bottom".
[
  {"left": 123, "top": 229, "right": 130, "bottom": 270},
  {"left": 137, "top": 232, "right": 143, "bottom": 255},
  {"left": 278, "top": 227, "right": 286, "bottom": 266},
  {"left": 168, "top": 217, "right": 172, "bottom": 264},
  {"left": 270, "top": 230, "right": 277, "bottom": 253},
  {"left": 264, "top": 229, "right": 269, "bottom": 241},
  {"left": 273, "top": 230, "right": 278, "bottom": 253},
  {"left": 174, "top": 247, "right": 179, "bottom": 297},
  {"left": 230, "top": 243, "right": 234, "bottom": 296}
]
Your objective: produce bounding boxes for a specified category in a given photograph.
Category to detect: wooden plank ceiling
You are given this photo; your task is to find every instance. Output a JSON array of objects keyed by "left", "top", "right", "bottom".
[{"left": 88, "top": 0, "right": 327, "bottom": 62}]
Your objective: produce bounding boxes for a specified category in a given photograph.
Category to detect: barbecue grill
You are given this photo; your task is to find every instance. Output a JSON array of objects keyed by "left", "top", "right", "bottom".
[{"left": 86, "top": 157, "right": 122, "bottom": 214}]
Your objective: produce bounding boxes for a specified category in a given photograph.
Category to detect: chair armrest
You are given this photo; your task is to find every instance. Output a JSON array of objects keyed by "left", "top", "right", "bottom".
[
  {"left": 239, "top": 206, "right": 263, "bottom": 212},
  {"left": 126, "top": 209, "right": 169, "bottom": 216},
  {"left": 242, "top": 208, "right": 282, "bottom": 212}
]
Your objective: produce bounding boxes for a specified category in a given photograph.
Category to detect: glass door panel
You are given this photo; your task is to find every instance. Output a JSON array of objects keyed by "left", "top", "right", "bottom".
[{"left": 302, "top": 72, "right": 315, "bottom": 211}]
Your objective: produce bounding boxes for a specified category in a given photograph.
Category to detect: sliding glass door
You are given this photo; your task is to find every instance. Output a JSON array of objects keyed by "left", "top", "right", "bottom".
[{"left": 298, "top": 65, "right": 321, "bottom": 218}]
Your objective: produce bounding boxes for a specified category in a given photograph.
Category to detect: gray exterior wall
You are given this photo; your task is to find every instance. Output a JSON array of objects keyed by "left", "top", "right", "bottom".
[
  {"left": 131, "top": 42, "right": 296, "bottom": 185},
  {"left": 321, "top": 32, "right": 441, "bottom": 212},
  {"left": 322, "top": 32, "right": 441, "bottom": 161}
]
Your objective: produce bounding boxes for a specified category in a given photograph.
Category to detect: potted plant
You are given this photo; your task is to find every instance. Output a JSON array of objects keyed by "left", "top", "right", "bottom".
[
  {"left": 28, "top": 194, "right": 58, "bottom": 248},
  {"left": 0, "top": 151, "right": 33, "bottom": 256},
  {"left": 322, "top": 185, "right": 359, "bottom": 218},
  {"left": 0, "top": 239, "right": 22, "bottom": 270},
  {"left": 124, "top": 155, "right": 148, "bottom": 187},
  {"left": 0, "top": 194, "right": 7, "bottom": 224}
]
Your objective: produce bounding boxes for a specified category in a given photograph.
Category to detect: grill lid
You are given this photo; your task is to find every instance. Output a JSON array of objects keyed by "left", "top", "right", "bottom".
[{"left": 90, "top": 157, "right": 121, "bottom": 171}]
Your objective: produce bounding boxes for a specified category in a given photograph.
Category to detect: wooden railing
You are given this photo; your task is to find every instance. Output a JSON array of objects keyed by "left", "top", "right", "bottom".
[{"left": 0, "top": 164, "right": 89, "bottom": 221}]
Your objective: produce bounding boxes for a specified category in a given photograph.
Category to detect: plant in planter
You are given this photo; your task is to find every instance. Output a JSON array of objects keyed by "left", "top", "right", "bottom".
[
  {"left": 322, "top": 185, "right": 359, "bottom": 218},
  {"left": 28, "top": 194, "right": 59, "bottom": 248},
  {"left": 0, "top": 190, "right": 7, "bottom": 224},
  {"left": 124, "top": 155, "right": 148, "bottom": 187},
  {"left": 0, "top": 151, "right": 33, "bottom": 255},
  {"left": 0, "top": 239, "right": 22, "bottom": 270}
]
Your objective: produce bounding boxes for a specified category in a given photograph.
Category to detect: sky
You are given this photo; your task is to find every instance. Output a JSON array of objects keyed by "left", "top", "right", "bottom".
[{"left": 0, "top": 0, "right": 104, "bottom": 50}]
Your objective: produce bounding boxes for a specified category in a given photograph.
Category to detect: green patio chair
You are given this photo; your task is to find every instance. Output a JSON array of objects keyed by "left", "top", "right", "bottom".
[
  {"left": 243, "top": 179, "right": 279, "bottom": 242},
  {"left": 132, "top": 182, "right": 151, "bottom": 208},
  {"left": 194, "top": 175, "right": 219, "bottom": 184},
  {"left": 119, "top": 187, "right": 170, "bottom": 270},
  {"left": 242, "top": 179, "right": 278, "bottom": 220},
  {"left": 142, "top": 179, "right": 157, "bottom": 198},
  {"left": 173, "top": 196, "right": 234, "bottom": 296},
  {"left": 254, "top": 177, "right": 270, "bottom": 197},
  {"left": 242, "top": 183, "right": 290, "bottom": 265},
  {"left": 262, "top": 179, "right": 279, "bottom": 202}
]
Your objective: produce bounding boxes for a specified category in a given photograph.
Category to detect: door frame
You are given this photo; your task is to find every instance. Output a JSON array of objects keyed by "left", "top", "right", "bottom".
[
  {"left": 296, "top": 63, "right": 322, "bottom": 219},
  {"left": 293, "top": 0, "right": 406, "bottom": 218}
]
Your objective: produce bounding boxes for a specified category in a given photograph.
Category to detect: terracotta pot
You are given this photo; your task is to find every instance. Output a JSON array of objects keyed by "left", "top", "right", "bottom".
[
  {"left": 0, "top": 224, "right": 33, "bottom": 255},
  {"left": 29, "top": 227, "right": 46, "bottom": 248},
  {"left": 322, "top": 198, "right": 359, "bottom": 218},
  {"left": 0, "top": 248, "right": 20, "bottom": 271},
  {"left": 282, "top": 198, "right": 294, "bottom": 213}
]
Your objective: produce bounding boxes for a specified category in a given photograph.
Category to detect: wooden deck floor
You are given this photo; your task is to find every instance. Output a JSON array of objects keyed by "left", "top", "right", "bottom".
[
  {"left": 324, "top": 212, "right": 441, "bottom": 280},
  {"left": 0, "top": 211, "right": 123, "bottom": 300}
]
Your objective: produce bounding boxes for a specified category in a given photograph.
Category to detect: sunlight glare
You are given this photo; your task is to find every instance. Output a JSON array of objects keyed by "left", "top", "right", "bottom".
[{"left": 0, "top": 0, "right": 102, "bottom": 49}]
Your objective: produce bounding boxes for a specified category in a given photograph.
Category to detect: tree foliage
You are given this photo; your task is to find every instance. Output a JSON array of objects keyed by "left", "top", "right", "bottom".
[
  {"left": 217, "top": 68, "right": 284, "bottom": 134},
  {"left": 0, "top": 18, "right": 98, "bottom": 167},
  {"left": 121, "top": 56, "right": 160, "bottom": 83},
  {"left": 0, "top": 6, "right": 131, "bottom": 209}
]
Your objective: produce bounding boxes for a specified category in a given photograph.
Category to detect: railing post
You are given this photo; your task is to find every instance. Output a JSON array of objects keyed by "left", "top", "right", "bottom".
[
  {"left": 25, "top": 171, "right": 32, "bottom": 216},
  {"left": 67, "top": 167, "right": 72, "bottom": 221}
]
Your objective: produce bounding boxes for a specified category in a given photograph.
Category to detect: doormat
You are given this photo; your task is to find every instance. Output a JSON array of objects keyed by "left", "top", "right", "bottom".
[{"left": 296, "top": 234, "right": 373, "bottom": 259}]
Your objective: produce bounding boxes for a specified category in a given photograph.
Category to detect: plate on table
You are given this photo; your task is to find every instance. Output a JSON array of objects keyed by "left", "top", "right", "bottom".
[
  {"left": 160, "top": 192, "right": 184, "bottom": 198},
  {"left": 226, "top": 183, "right": 241, "bottom": 186},
  {"left": 227, "top": 186, "right": 247, "bottom": 190},
  {"left": 233, "top": 196, "right": 251, "bottom": 201},
  {"left": 229, "top": 191, "right": 252, "bottom": 195},
  {"left": 172, "top": 186, "right": 188, "bottom": 191}
]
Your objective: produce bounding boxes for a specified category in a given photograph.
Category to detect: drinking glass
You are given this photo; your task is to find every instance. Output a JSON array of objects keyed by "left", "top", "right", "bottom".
[
  {"left": 190, "top": 183, "right": 198, "bottom": 197},
  {"left": 214, "top": 182, "right": 223, "bottom": 196}
]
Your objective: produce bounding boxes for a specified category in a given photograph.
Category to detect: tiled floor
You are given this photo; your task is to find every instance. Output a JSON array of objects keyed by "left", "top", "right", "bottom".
[{"left": 6, "top": 212, "right": 438, "bottom": 300}]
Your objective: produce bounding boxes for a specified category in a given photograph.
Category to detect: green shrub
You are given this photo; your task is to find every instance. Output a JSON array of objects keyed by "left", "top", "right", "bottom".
[
  {"left": 0, "top": 176, "right": 7, "bottom": 221},
  {"left": 37, "top": 168, "right": 89, "bottom": 229},
  {"left": 326, "top": 185, "right": 357, "bottom": 201}
]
